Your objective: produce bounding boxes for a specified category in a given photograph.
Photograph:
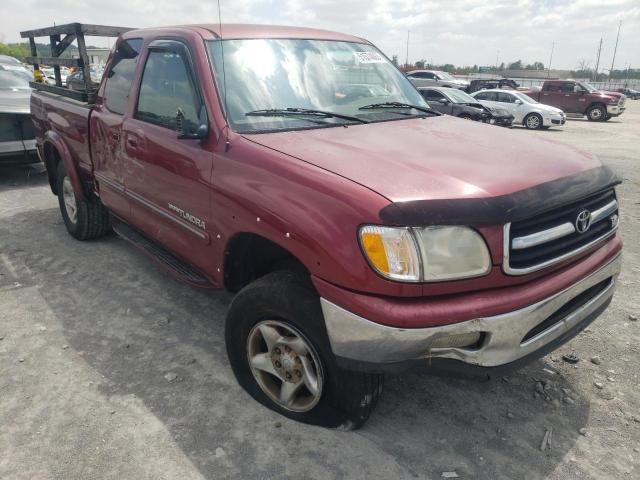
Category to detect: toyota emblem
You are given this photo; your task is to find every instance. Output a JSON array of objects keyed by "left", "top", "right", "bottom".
[{"left": 575, "top": 209, "right": 592, "bottom": 234}]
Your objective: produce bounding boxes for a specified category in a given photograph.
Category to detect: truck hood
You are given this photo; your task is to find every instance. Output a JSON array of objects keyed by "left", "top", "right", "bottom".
[{"left": 242, "top": 115, "right": 601, "bottom": 203}]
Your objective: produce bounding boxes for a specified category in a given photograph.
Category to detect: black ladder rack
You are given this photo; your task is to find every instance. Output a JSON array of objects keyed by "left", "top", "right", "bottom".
[{"left": 20, "top": 22, "right": 134, "bottom": 103}]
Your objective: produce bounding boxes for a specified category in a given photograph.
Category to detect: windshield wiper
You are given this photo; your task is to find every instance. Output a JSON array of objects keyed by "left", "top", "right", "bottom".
[
  {"left": 358, "top": 102, "right": 441, "bottom": 116},
  {"left": 245, "top": 108, "right": 368, "bottom": 124}
]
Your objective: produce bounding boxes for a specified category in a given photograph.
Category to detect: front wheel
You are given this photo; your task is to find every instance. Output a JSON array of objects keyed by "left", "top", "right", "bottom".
[
  {"left": 587, "top": 105, "right": 606, "bottom": 121},
  {"left": 225, "top": 270, "right": 383, "bottom": 429},
  {"left": 603, "top": 114, "right": 612, "bottom": 121},
  {"left": 524, "top": 113, "right": 543, "bottom": 130}
]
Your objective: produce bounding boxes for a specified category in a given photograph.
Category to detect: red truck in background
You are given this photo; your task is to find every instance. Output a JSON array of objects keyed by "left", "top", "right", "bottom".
[
  {"left": 522, "top": 80, "right": 626, "bottom": 121},
  {"left": 25, "top": 23, "right": 622, "bottom": 429}
]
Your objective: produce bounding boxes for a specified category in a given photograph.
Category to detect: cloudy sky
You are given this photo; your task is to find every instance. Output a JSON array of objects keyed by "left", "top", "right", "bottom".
[{"left": 1, "top": 0, "right": 638, "bottom": 71}]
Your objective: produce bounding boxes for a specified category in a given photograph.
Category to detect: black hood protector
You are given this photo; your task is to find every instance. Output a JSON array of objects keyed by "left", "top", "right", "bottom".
[{"left": 379, "top": 166, "right": 621, "bottom": 226}]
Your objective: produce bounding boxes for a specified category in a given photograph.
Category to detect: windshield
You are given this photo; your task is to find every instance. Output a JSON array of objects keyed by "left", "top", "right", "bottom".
[
  {"left": 206, "top": 39, "right": 429, "bottom": 133},
  {"left": 0, "top": 69, "right": 31, "bottom": 90},
  {"left": 578, "top": 82, "right": 598, "bottom": 92},
  {"left": 443, "top": 88, "right": 477, "bottom": 104},
  {"left": 513, "top": 91, "right": 538, "bottom": 104}
]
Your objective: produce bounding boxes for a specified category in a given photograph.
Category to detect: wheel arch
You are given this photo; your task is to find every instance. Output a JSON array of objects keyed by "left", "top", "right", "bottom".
[
  {"left": 585, "top": 102, "right": 607, "bottom": 115},
  {"left": 223, "top": 232, "right": 309, "bottom": 293},
  {"left": 42, "top": 131, "right": 87, "bottom": 201}
]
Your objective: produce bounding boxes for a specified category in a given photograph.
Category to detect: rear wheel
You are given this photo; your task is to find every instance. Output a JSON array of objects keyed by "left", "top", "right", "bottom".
[
  {"left": 56, "top": 161, "right": 111, "bottom": 240},
  {"left": 587, "top": 104, "right": 606, "bottom": 121},
  {"left": 225, "top": 270, "right": 383, "bottom": 429},
  {"left": 524, "top": 113, "right": 543, "bottom": 130},
  {"left": 603, "top": 114, "right": 612, "bottom": 121},
  {"left": 458, "top": 114, "right": 474, "bottom": 121}
]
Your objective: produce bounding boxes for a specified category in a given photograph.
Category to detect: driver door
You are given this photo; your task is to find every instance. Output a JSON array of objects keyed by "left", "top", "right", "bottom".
[{"left": 122, "top": 39, "right": 215, "bottom": 270}]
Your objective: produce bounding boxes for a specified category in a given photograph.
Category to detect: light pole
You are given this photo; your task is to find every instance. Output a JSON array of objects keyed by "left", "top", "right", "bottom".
[{"left": 547, "top": 41, "right": 555, "bottom": 78}]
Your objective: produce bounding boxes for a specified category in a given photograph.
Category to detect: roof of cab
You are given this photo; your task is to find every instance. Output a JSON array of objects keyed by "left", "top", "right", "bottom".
[{"left": 125, "top": 24, "right": 368, "bottom": 43}]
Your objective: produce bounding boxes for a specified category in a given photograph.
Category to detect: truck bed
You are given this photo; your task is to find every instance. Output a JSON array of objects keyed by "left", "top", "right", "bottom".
[{"left": 31, "top": 90, "right": 94, "bottom": 179}]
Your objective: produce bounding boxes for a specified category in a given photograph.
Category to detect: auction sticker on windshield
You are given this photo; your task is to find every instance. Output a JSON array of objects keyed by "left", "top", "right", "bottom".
[{"left": 354, "top": 51, "right": 385, "bottom": 64}]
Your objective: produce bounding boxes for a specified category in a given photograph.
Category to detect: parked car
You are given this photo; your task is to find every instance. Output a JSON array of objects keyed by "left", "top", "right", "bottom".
[
  {"left": 0, "top": 65, "right": 38, "bottom": 164},
  {"left": 467, "top": 78, "right": 519, "bottom": 93},
  {"left": 65, "top": 69, "right": 101, "bottom": 91},
  {"left": 419, "top": 86, "right": 514, "bottom": 127},
  {"left": 471, "top": 89, "right": 566, "bottom": 130},
  {"left": 616, "top": 87, "right": 639, "bottom": 100},
  {"left": 0, "top": 55, "right": 23, "bottom": 65},
  {"left": 29, "top": 22, "right": 622, "bottom": 429},
  {"left": 521, "top": 80, "right": 625, "bottom": 121},
  {"left": 406, "top": 69, "right": 469, "bottom": 90}
]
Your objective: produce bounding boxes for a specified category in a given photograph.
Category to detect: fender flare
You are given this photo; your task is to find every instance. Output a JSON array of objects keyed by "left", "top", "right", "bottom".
[
  {"left": 585, "top": 102, "right": 607, "bottom": 116},
  {"left": 43, "top": 130, "right": 87, "bottom": 201}
]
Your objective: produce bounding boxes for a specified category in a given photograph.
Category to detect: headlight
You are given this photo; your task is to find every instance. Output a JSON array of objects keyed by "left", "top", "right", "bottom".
[
  {"left": 359, "top": 225, "right": 491, "bottom": 282},
  {"left": 413, "top": 226, "right": 491, "bottom": 281}
]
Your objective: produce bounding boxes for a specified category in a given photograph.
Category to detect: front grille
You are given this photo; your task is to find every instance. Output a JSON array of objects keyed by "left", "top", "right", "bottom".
[
  {"left": 505, "top": 189, "right": 618, "bottom": 274},
  {"left": 521, "top": 277, "right": 612, "bottom": 343}
]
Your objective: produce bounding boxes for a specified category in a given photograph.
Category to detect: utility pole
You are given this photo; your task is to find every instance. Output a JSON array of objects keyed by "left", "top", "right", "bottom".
[
  {"left": 495, "top": 50, "right": 499, "bottom": 72},
  {"left": 594, "top": 37, "right": 603, "bottom": 80},
  {"left": 609, "top": 20, "right": 622, "bottom": 77},
  {"left": 405, "top": 30, "right": 410, "bottom": 68},
  {"left": 547, "top": 41, "right": 555, "bottom": 78}
]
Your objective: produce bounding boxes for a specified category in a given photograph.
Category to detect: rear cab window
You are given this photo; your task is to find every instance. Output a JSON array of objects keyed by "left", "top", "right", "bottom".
[{"left": 103, "top": 39, "right": 143, "bottom": 114}]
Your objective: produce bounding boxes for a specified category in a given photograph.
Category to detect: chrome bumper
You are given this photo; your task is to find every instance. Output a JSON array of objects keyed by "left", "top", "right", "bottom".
[
  {"left": 607, "top": 105, "right": 625, "bottom": 115},
  {"left": 321, "top": 253, "right": 621, "bottom": 368}
]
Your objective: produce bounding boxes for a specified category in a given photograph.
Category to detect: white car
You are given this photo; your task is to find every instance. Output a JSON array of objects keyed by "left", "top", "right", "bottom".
[{"left": 470, "top": 89, "right": 566, "bottom": 130}]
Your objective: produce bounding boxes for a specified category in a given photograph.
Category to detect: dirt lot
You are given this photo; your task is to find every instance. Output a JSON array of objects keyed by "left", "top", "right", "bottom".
[{"left": 1, "top": 102, "right": 639, "bottom": 480}]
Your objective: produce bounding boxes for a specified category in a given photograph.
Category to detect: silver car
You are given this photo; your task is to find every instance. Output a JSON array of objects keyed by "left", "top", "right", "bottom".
[
  {"left": 405, "top": 69, "right": 469, "bottom": 90},
  {"left": 0, "top": 65, "right": 38, "bottom": 164}
]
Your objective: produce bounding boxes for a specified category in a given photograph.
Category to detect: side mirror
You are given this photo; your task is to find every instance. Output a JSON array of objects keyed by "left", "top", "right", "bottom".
[
  {"left": 514, "top": 99, "right": 523, "bottom": 105},
  {"left": 176, "top": 107, "right": 209, "bottom": 140},
  {"left": 438, "top": 98, "right": 449, "bottom": 104}
]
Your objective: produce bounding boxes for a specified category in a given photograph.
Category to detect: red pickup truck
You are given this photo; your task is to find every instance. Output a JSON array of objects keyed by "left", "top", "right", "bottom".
[
  {"left": 27, "top": 23, "right": 622, "bottom": 429},
  {"left": 522, "top": 80, "right": 626, "bottom": 121}
]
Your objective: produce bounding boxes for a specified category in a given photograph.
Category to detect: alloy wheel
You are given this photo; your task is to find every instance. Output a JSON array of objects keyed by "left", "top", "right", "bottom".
[
  {"left": 246, "top": 320, "right": 323, "bottom": 412},
  {"left": 62, "top": 176, "right": 78, "bottom": 224}
]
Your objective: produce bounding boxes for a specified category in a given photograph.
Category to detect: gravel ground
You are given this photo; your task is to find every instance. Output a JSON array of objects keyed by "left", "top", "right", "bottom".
[{"left": 1, "top": 102, "right": 639, "bottom": 480}]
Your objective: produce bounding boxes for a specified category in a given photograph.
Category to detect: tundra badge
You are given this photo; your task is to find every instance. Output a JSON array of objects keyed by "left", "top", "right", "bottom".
[{"left": 168, "top": 203, "right": 206, "bottom": 229}]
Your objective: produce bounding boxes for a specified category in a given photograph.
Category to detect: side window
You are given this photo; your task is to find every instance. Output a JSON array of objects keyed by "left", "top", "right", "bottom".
[
  {"left": 423, "top": 90, "right": 445, "bottom": 100},
  {"left": 559, "top": 82, "right": 575, "bottom": 93},
  {"left": 545, "top": 84, "right": 559, "bottom": 92},
  {"left": 135, "top": 49, "right": 199, "bottom": 130},
  {"left": 497, "top": 92, "right": 515, "bottom": 103},
  {"left": 103, "top": 39, "right": 143, "bottom": 114},
  {"left": 478, "top": 92, "right": 497, "bottom": 101}
]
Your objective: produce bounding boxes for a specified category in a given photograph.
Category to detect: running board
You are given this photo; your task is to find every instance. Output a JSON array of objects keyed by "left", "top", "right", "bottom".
[{"left": 113, "top": 222, "right": 217, "bottom": 288}]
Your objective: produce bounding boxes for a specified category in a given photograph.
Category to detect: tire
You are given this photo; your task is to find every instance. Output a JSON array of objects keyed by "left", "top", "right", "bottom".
[
  {"left": 524, "top": 113, "right": 543, "bottom": 130},
  {"left": 56, "top": 161, "right": 111, "bottom": 240},
  {"left": 603, "top": 114, "right": 612, "bottom": 121},
  {"left": 458, "top": 114, "right": 474, "bottom": 121},
  {"left": 225, "top": 270, "right": 384, "bottom": 429},
  {"left": 586, "top": 104, "right": 606, "bottom": 122}
]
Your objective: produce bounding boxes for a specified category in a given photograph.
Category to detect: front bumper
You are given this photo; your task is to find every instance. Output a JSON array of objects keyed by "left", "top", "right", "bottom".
[
  {"left": 544, "top": 114, "right": 566, "bottom": 126},
  {"left": 607, "top": 104, "right": 625, "bottom": 116},
  {"left": 321, "top": 253, "right": 620, "bottom": 373}
]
